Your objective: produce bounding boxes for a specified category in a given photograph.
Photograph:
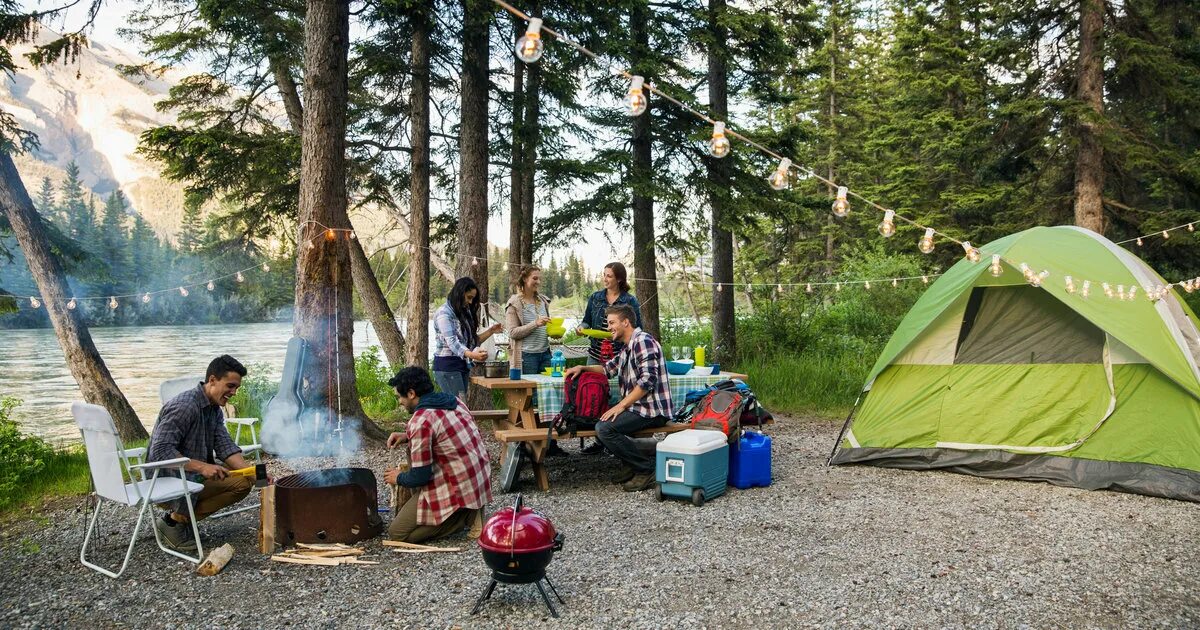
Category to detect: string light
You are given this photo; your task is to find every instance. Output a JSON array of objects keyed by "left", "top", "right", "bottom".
[
  {"left": 1035, "top": 270, "right": 1049, "bottom": 287},
  {"left": 877, "top": 210, "right": 896, "bottom": 238},
  {"left": 1128, "top": 285, "right": 1138, "bottom": 301},
  {"left": 1117, "top": 284, "right": 1126, "bottom": 301},
  {"left": 349, "top": 231, "right": 357, "bottom": 240},
  {"left": 1103, "top": 282, "right": 1114, "bottom": 299},
  {"left": 922, "top": 275, "right": 929, "bottom": 284},
  {"left": 962, "top": 241, "right": 981, "bottom": 263},
  {"left": 325, "top": 228, "right": 336, "bottom": 241},
  {"left": 626, "top": 75, "right": 647, "bottom": 116},
  {"left": 717, "top": 283, "right": 723, "bottom": 292},
  {"left": 29, "top": 296, "right": 40, "bottom": 308},
  {"left": 767, "top": 158, "right": 790, "bottom": 190},
  {"left": 142, "top": 293, "right": 151, "bottom": 303},
  {"left": 515, "top": 17, "right": 544, "bottom": 63},
  {"left": 108, "top": 297, "right": 118, "bottom": 310},
  {"left": 262, "top": 262, "right": 270, "bottom": 272},
  {"left": 1189, "top": 223, "right": 1195, "bottom": 233},
  {"left": 709, "top": 121, "right": 730, "bottom": 158},
  {"left": 1136, "top": 237, "right": 1144, "bottom": 247},
  {"left": 918, "top": 228, "right": 935, "bottom": 254},
  {"left": 1065, "top": 275, "right": 1076, "bottom": 294},
  {"left": 1081, "top": 280, "right": 1091, "bottom": 298},
  {"left": 892, "top": 278, "right": 898, "bottom": 288},
  {"left": 806, "top": 283, "right": 813, "bottom": 293},
  {"left": 236, "top": 272, "right": 245, "bottom": 283},
  {"left": 207, "top": 281, "right": 215, "bottom": 291},
  {"left": 776, "top": 283, "right": 783, "bottom": 294},
  {"left": 1020, "top": 262, "right": 1035, "bottom": 283},
  {"left": 835, "top": 282, "right": 842, "bottom": 292},
  {"left": 471, "top": 257, "right": 479, "bottom": 267},
  {"left": 1162, "top": 230, "right": 1170, "bottom": 240},
  {"left": 67, "top": 298, "right": 76, "bottom": 310},
  {"left": 179, "top": 287, "right": 189, "bottom": 297},
  {"left": 831, "top": 186, "right": 850, "bottom": 218},
  {"left": 989, "top": 255, "right": 1003, "bottom": 277}
]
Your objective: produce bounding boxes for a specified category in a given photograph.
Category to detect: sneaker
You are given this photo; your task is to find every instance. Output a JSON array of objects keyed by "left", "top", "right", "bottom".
[
  {"left": 609, "top": 464, "right": 636, "bottom": 484},
  {"left": 155, "top": 516, "right": 197, "bottom": 552},
  {"left": 621, "top": 472, "right": 656, "bottom": 493},
  {"left": 582, "top": 440, "right": 605, "bottom": 455}
]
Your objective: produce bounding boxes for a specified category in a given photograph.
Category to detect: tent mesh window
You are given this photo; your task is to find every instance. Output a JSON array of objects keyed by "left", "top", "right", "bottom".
[{"left": 954, "top": 287, "right": 1104, "bottom": 364}]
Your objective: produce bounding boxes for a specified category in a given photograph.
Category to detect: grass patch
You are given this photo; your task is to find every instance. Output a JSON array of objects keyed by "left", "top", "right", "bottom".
[
  {"left": 1, "top": 444, "right": 93, "bottom": 518},
  {"left": 736, "top": 351, "right": 869, "bottom": 418}
]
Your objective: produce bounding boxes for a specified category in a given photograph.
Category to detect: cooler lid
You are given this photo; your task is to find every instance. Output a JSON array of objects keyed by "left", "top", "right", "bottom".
[{"left": 657, "top": 429, "right": 728, "bottom": 455}]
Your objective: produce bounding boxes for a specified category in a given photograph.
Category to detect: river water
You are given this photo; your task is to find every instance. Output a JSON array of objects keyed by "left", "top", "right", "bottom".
[{"left": 0, "top": 321, "right": 392, "bottom": 442}]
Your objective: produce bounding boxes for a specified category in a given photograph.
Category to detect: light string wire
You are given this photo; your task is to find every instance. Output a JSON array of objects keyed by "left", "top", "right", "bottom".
[{"left": 490, "top": 0, "right": 1200, "bottom": 303}]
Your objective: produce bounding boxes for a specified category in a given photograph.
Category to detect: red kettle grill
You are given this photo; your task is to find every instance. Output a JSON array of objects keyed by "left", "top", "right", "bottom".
[{"left": 470, "top": 494, "right": 566, "bottom": 618}]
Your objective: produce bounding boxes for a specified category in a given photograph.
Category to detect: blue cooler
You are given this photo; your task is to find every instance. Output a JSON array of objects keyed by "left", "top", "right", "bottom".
[
  {"left": 729, "top": 431, "right": 772, "bottom": 489},
  {"left": 655, "top": 429, "right": 728, "bottom": 506}
]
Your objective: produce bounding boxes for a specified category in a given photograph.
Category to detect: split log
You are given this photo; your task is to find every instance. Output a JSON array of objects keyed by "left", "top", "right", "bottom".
[
  {"left": 271, "top": 554, "right": 341, "bottom": 566},
  {"left": 383, "top": 540, "right": 463, "bottom": 553},
  {"left": 295, "top": 542, "right": 355, "bottom": 551},
  {"left": 197, "top": 543, "right": 235, "bottom": 576},
  {"left": 259, "top": 485, "right": 276, "bottom": 554},
  {"left": 292, "top": 548, "right": 365, "bottom": 558}
]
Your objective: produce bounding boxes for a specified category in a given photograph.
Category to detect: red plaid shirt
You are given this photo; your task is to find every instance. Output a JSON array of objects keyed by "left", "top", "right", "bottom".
[
  {"left": 407, "top": 399, "right": 492, "bottom": 525},
  {"left": 604, "top": 328, "right": 674, "bottom": 420}
]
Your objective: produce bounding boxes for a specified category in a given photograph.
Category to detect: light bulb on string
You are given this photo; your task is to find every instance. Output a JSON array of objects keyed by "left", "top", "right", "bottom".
[
  {"left": 962, "top": 241, "right": 981, "bottom": 263},
  {"left": 626, "top": 75, "right": 647, "bottom": 116},
  {"left": 1190, "top": 223, "right": 1196, "bottom": 233},
  {"left": 877, "top": 210, "right": 896, "bottom": 238},
  {"left": 207, "top": 281, "right": 215, "bottom": 291},
  {"left": 108, "top": 297, "right": 119, "bottom": 310},
  {"left": 29, "top": 296, "right": 40, "bottom": 308},
  {"left": 918, "top": 228, "right": 935, "bottom": 254},
  {"left": 1136, "top": 237, "right": 1144, "bottom": 247},
  {"left": 776, "top": 283, "right": 783, "bottom": 294},
  {"left": 1035, "top": 270, "right": 1049, "bottom": 287},
  {"left": 1103, "top": 282, "right": 1114, "bottom": 299},
  {"left": 1163, "top": 230, "right": 1170, "bottom": 240},
  {"left": 831, "top": 186, "right": 850, "bottom": 217},
  {"left": 892, "top": 278, "right": 898, "bottom": 288},
  {"left": 1065, "top": 275, "right": 1076, "bottom": 294},
  {"left": 835, "top": 282, "right": 842, "bottom": 292},
  {"left": 767, "top": 158, "right": 791, "bottom": 191},
  {"left": 922, "top": 275, "right": 929, "bottom": 284},
  {"left": 708, "top": 121, "right": 731, "bottom": 158},
  {"left": 515, "top": 18, "right": 544, "bottom": 63},
  {"left": 236, "top": 272, "right": 245, "bottom": 283},
  {"left": 1129, "top": 285, "right": 1139, "bottom": 301},
  {"left": 262, "top": 262, "right": 270, "bottom": 272},
  {"left": 717, "top": 283, "right": 723, "bottom": 292},
  {"left": 1185, "top": 280, "right": 1195, "bottom": 294},
  {"left": 806, "top": 283, "right": 813, "bottom": 293},
  {"left": 1081, "top": 280, "right": 1091, "bottom": 299},
  {"left": 989, "top": 255, "right": 1003, "bottom": 278},
  {"left": 142, "top": 293, "right": 151, "bottom": 303},
  {"left": 349, "top": 231, "right": 357, "bottom": 240},
  {"left": 1020, "top": 262, "right": 1034, "bottom": 283},
  {"left": 471, "top": 257, "right": 479, "bottom": 267},
  {"left": 179, "top": 287, "right": 189, "bottom": 297},
  {"left": 1117, "top": 284, "right": 1127, "bottom": 301},
  {"left": 67, "top": 298, "right": 76, "bottom": 310},
  {"left": 325, "top": 228, "right": 336, "bottom": 242},
  {"left": 864, "top": 281, "right": 871, "bottom": 290}
]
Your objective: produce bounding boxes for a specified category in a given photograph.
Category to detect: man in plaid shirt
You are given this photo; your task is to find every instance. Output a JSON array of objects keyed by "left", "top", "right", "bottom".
[
  {"left": 564, "top": 303, "right": 673, "bottom": 492},
  {"left": 384, "top": 367, "right": 492, "bottom": 543}
]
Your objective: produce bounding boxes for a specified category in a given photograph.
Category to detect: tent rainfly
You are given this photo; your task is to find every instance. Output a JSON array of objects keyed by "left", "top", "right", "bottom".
[{"left": 831, "top": 226, "right": 1200, "bottom": 502}]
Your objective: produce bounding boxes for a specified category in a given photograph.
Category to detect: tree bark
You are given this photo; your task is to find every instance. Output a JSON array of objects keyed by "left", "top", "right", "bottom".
[
  {"left": 520, "top": 47, "right": 540, "bottom": 269},
  {"left": 630, "top": 7, "right": 660, "bottom": 339},
  {"left": 707, "top": 0, "right": 735, "bottom": 366},
  {"left": 459, "top": 0, "right": 491, "bottom": 410},
  {"left": 0, "top": 153, "right": 148, "bottom": 442},
  {"left": 270, "top": 56, "right": 305, "bottom": 135},
  {"left": 406, "top": 1, "right": 433, "bottom": 368},
  {"left": 508, "top": 18, "right": 526, "bottom": 290},
  {"left": 348, "top": 231, "right": 405, "bottom": 367},
  {"left": 825, "top": 2, "right": 838, "bottom": 268},
  {"left": 1073, "top": 0, "right": 1105, "bottom": 234},
  {"left": 295, "top": 0, "right": 379, "bottom": 441}
]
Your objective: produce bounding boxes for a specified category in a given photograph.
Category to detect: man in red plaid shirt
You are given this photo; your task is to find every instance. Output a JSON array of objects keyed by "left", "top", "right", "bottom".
[
  {"left": 564, "top": 303, "right": 673, "bottom": 492},
  {"left": 384, "top": 367, "right": 492, "bottom": 543}
]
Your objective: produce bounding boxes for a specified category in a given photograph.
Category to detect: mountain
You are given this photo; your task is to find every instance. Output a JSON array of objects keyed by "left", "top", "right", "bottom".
[{"left": 1, "top": 27, "right": 188, "bottom": 237}]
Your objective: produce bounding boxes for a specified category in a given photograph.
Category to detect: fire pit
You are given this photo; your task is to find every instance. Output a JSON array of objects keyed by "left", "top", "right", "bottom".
[{"left": 270, "top": 467, "right": 383, "bottom": 545}]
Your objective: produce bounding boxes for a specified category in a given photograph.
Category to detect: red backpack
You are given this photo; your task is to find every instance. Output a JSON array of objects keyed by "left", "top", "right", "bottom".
[
  {"left": 550, "top": 372, "right": 611, "bottom": 437},
  {"left": 689, "top": 389, "right": 746, "bottom": 443}
]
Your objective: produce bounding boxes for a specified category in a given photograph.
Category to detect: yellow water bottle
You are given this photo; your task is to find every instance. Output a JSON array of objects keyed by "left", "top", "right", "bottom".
[{"left": 694, "top": 345, "right": 705, "bottom": 368}]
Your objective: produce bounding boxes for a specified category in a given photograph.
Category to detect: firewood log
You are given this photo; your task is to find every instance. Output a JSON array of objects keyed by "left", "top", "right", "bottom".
[{"left": 197, "top": 543, "right": 235, "bottom": 576}]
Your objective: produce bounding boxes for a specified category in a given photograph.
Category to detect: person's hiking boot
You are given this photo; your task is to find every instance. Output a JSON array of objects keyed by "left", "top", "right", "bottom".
[
  {"left": 621, "top": 472, "right": 656, "bottom": 493},
  {"left": 582, "top": 440, "right": 605, "bottom": 455},
  {"left": 545, "top": 441, "right": 568, "bottom": 457},
  {"left": 155, "top": 515, "right": 197, "bottom": 552},
  {"left": 467, "top": 509, "right": 483, "bottom": 540},
  {"left": 609, "top": 464, "right": 636, "bottom": 484}
]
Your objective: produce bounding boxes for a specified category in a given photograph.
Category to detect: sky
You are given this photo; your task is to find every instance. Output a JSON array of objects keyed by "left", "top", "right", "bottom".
[{"left": 26, "top": 0, "right": 630, "bottom": 275}]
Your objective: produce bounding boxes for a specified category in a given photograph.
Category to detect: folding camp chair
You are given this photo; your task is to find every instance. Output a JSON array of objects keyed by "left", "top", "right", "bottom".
[
  {"left": 158, "top": 376, "right": 261, "bottom": 518},
  {"left": 74, "top": 402, "right": 205, "bottom": 578}
]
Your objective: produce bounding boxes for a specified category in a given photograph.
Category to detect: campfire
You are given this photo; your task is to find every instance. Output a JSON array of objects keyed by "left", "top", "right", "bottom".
[{"left": 260, "top": 467, "right": 383, "bottom": 552}]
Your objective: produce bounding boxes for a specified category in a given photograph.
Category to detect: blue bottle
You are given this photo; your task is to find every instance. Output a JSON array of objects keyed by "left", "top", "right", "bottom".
[
  {"left": 728, "top": 431, "right": 772, "bottom": 489},
  {"left": 550, "top": 350, "right": 566, "bottom": 377}
]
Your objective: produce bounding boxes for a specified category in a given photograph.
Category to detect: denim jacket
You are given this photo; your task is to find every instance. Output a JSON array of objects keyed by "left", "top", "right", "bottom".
[{"left": 580, "top": 290, "right": 643, "bottom": 361}]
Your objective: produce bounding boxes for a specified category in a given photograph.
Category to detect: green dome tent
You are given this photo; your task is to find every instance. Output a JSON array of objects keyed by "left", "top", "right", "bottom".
[{"left": 831, "top": 226, "right": 1200, "bottom": 502}]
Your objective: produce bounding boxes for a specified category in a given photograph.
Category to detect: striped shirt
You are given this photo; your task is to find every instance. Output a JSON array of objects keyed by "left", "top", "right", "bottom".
[
  {"left": 603, "top": 328, "right": 673, "bottom": 420},
  {"left": 517, "top": 300, "right": 549, "bottom": 353}
]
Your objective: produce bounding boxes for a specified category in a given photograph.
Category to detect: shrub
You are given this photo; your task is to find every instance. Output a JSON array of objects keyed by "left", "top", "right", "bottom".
[
  {"left": 0, "top": 397, "right": 57, "bottom": 510},
  {"left": 228, "top": 362, "right": 279, "bottom": 420},
  {"left": 356, "top": 346, "right": 399, "bottom": 420}
]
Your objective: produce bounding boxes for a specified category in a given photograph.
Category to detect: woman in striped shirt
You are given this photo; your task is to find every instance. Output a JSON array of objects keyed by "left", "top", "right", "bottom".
[{"left": 504, "top": 266, "right": 553, "bottom": 375}]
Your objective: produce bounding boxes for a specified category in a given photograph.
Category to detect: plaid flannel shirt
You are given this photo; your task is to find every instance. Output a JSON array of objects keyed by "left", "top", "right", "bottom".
[
  {"left": 147, "top": 383, "right": 241, "bottom": 470},
  {"left": 604, "top": 328, "right": 674, "bottom": 420},
  {"left": 407, "top": 399, "right": 493, "bottom": 526}
]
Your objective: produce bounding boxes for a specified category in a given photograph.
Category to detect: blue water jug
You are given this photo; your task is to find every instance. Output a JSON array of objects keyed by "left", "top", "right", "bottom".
[
  {"left": 728, "top": 431, "right": 772, "bottom": 489},
  {"left": 550, "top": 350, "right": 566, "bottom": 377}
]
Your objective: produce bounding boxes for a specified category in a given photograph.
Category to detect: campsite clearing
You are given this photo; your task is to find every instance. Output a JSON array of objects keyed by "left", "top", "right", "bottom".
[{"left": 1, "top": 415, "right": 1196, "bottom": 628}]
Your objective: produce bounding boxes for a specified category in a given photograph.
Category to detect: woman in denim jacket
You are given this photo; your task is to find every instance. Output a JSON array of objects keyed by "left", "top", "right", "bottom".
[{"left": 577, "top": 262, "right": 643, "bottom": 365}]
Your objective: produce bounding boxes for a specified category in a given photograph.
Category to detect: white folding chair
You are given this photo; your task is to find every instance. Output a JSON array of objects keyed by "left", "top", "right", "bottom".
[
  {"left": 74, "top": 402, "right": 204, "bottom": 578},
  {"left": 158, "top": 376, "right": 260, "bottom": 518}
]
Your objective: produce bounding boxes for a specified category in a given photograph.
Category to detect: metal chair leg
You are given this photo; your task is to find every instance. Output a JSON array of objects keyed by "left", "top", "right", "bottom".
[
  {"left": 535, "top": 580, "right": 560, "bottom": 618},
  {"left": 470, "top": 579, "right": 498, "bottom": 615}
]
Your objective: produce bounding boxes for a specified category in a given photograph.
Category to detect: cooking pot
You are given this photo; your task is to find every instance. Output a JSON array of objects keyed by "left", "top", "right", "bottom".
[
  {"left": 483, "top": 360, "right": 508, "bottom": 378},
  {"left": 478, "top": 495, "right": 564, "bottom": 583}
]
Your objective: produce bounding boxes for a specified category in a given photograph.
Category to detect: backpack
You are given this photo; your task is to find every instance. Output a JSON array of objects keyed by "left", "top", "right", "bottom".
[
  {"left": 689, "top": 389, "right": 748, "bottom": 443},
  {"left": 550, "top": 372, "right": 611, "bottom": 438}
]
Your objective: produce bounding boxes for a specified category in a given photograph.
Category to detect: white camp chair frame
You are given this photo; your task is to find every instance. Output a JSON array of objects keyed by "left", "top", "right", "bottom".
[{"left": 74, "top": 402, "right": 205, "bottom": 579}]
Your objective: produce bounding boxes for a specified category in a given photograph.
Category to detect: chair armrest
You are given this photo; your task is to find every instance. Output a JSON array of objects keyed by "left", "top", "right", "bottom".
[
  {"left": 130, "top": 457, "right": 190, "bottom": 471},
  {"left": 122, "top": 447, "right": 146, "bottom": 460},
  {"left": 226, "top": 417, "right": 259, "bottom": 426}
]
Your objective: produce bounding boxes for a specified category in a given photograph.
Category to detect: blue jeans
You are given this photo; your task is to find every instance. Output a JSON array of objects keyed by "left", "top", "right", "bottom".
[
  {"left": 523, "top": 350, "right": 552, "bottom": 374},
  {"left": 433, "top": 370, "right": 469, "bottom": 400},
  {"left": 596, "top": 411, "right": 669, "bottom": 473}
]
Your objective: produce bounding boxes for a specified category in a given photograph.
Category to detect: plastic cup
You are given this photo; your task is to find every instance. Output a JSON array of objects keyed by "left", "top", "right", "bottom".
[
  {"left": 710, "top": 363, "right": 720, "bottom": 375},
  {"left": 509, "top": 368, "right": 522, "bottom": 380}
]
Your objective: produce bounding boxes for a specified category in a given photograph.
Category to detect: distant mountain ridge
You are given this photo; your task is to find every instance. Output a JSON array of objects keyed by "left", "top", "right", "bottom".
[{"left": 1, "top": 27, "right": 189, "bottom": 238}]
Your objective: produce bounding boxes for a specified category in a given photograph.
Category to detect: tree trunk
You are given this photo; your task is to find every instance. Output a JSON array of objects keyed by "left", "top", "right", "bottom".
[
  {"left": 348, "top": 232, "right": 405, "bottom": 367},
  {"left": 630, "top": 8, "right": 660, "bottom": 339},
  {"left": 520, "top": 48, "right": 540, "bottom": 269},
  {"left": 270, "top": 56, "right": 305, "bottom": 135},
  {"left": 825, "top": 3, "right": 838, "bottom": 268},
  {"left": 0, "top": 153, "right": 148, "bottom": 443},
  {"left": 407, "top": 2, "right": 433, "bottom": 368},
  {"left": 1073, "top": 0, "right": 1105, "bottom": 234},
  {"left": 707, "top": 0, "right": 735, "bottom": 366},
  {"left": 459, "top": 0, "right": 491, "bottom": 410},
  {"left": 508, "top": 18, "right": 526, "bottom": 290},
  {"left": 295, "top": 0, "right": 379, "bottom": 441}
]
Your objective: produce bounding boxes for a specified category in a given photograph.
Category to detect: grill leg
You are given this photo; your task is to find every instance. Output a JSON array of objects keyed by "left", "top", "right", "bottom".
[
  {"left": 470, "top": 579, "right": 498, "bottom": 615},
  {"left": 543, "top": 575, "right": 565, "bottom": 604},
  {"left": 535, "top": 580, "right": 559, "bottom": 618}
]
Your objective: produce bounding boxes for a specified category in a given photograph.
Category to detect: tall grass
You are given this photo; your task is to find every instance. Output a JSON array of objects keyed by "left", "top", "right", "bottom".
[{"left": 736, "top": 352, "right": 868, "bottom": 417}]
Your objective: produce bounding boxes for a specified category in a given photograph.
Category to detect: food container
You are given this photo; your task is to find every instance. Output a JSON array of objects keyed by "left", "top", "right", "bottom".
[
  {"left": 666, "top": 359, "right": 694, "bottom": 375},
  {"left": 484, "top": 361, "right": 508, "bottom": 378}
]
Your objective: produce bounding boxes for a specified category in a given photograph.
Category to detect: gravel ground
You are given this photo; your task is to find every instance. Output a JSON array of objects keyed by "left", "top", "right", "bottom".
[{"left": 2, "top": 415, "right": 1198, "bottom": 629}]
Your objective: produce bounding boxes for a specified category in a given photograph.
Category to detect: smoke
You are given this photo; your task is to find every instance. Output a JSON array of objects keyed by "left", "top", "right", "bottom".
[{"left": 261, "top": 405, "right": 363, "bottom": 459}]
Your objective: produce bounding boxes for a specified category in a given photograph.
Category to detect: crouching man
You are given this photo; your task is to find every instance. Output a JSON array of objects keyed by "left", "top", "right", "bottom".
[
  {"left": 148, "top": 355, "right": 254, "bottom": 551},
  {"left": 563, "top": 303, "right": 674, "bottom": 492},
  {"left": 385, "top": 366, "right": 492, "bottom": 544}
]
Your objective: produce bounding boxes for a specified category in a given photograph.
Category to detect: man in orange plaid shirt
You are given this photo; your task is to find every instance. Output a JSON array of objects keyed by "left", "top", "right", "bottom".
[{"left": 384, "top": 367, "right": 492, "bottom": 543}]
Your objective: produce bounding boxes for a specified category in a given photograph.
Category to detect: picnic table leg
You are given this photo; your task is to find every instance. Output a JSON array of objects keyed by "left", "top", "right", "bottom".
[{"left": 504, "top": 388, "right": 550, "bottom": 492}]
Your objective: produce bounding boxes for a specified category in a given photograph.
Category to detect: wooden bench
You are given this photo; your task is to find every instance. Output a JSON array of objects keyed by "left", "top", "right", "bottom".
[{"left": 494, "top": 423, "right": 692, "bottom": 443}]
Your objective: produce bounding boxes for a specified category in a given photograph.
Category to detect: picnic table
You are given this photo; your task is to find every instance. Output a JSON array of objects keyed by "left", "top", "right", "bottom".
[{"left": 471, "top": 369, "right": 752, "bottom": 492}]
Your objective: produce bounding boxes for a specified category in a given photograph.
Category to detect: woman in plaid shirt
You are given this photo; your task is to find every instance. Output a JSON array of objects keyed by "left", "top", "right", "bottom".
[
  {"left": 563, "top": 303, "right": 673, "bottom": 492},
  {"left": 384, "top": 367, "right": 493, "bottom": 543}
]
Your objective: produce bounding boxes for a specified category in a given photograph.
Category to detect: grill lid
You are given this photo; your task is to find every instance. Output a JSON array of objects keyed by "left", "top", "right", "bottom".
[{"left": 477, "top": 494, "right": 557, "bottom": 554}]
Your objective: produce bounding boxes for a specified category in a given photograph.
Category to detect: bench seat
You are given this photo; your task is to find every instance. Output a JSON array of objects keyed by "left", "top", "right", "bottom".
[{"left": 494, "top": 419, "right": 772, "bottom": 444}]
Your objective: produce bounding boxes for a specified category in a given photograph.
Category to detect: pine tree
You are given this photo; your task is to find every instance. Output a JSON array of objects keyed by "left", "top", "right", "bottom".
[
  {"left": 35, "top": 176, "right": 58, "bottom": 225},
  {"left": 99, "top": 190, "right": 130, "bottom": 289},
  {"left": 178, "top": 201, "right": 203, "bottom": 253},
  {"left": 61, "top": 161, "right": 90, "bottom": 242},
  {"left": 129, "top": 213, "right": 156, "bottom": 289}
]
